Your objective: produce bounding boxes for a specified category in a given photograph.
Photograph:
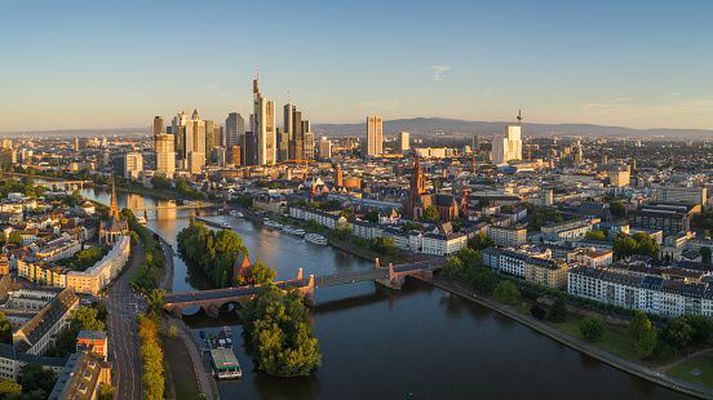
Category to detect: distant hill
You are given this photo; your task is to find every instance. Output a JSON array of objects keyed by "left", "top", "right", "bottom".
[
  {"left": 314, "top": 117, "right": 713, "bottom": 138},
  {"left": 0, "top": 128, "right": 146, "bottom": 138}
]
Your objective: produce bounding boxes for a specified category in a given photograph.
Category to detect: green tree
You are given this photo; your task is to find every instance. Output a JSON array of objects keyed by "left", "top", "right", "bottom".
[
  {"left": 455, "top": 247, "right": 482, "bottom": 269},
  {"left": 468, "top": 232, "right": 494, "bottom": 251},
  {"left": 8, "top": 231, "right": 21, "bottom": 246},
  {"left": 613, "top": 236, "right": 639, "bottom": 258},
  {"left": 548, "top": 297, "right": 567, "bottom": 323},
  {"left": 138, "top": 315, "right": 164, "bottom": 400},
  {"left": 0, "top": 378, "right": 21, "bottom": 397},
  {"left": 493, "top": 281, "right": 520, "bottom": 305},
  {"left": 629, "top": 311, "right": 656, "bottom": 358},
  {"left": 146, "top": 289, "right": 165, "bottom": 318},
  {"left": 663, "top": 317, "right": 694, "bottom": 348},
  {"left": 471, "top": 268, "right": 498, "bottom": 295},
  {"left": 443, "top": 256, "right": 467, "bottom": 281},
  {"left": 18, "top": 364, "right": 55, "bottom": 400},
  {"left": 243, "top": 261, "right": 277, "bottom": 286},
  {"left": 364, "top": 210, "right": 379, "bottom": 223},
  {"left": 610, "top": 201, "right": 627, "bottom": 219},
  {"left": 422, "top": 205, "right": 440, "bottom": 223},
  {"left": 97, "top": 383, "right": 116, "bottom": 400},
  {"left": 0, "top": 312, "right": 11, "bottom": 344},
  {"left": 632, "top": 232, "right": 659, "bottom": 259},
  {"left": 240, "top": 286, "right": 321, "bottom": 377},
  {"left": 585, "top": 230, "right": 607, "bottom": 241},
  {"left": 371, "top": 237, "right": 395, "bottom": 254},
  {"left": 579, "top": 317, "right": 604, "bottom": 342}
]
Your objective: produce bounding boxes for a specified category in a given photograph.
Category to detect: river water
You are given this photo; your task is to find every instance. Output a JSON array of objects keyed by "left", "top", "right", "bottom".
[{"left": 74, "top": 186, "right": 688, "bottom": 400}]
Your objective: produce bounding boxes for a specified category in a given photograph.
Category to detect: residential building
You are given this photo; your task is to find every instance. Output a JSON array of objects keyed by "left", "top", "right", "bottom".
[
  {"left": 13, "top": 288, "right": 79, "bottom": 355},
  {"left": 154, "top": 132, "right": 175, "bottom": 177},
  {"left": 398, "top": 131, "right": 410, "bottom": 153},
  {"left": 487, "top": 226, "right": 527, "bottom": 247}
]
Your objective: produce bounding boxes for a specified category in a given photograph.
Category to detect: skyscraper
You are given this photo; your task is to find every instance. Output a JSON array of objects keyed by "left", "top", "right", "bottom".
[
  {"left": 172, "top": 111, "right": 189, "bottom": 164},
  {"left": 155, "top": 132, "right": 175, "bottom": 177},
  {"left": 225, "top": 112, "right": 245, "bottom": 164},
  {"left": 365, "top": 115, "right": 383, "bottom": 156},
  {"left": 398, "top": 131, "right": 410, "bottom": 153},
  {"left": 205, "top": 120, "right": 221, "bottom": 155},
  {"left": 244, "top": 131, "right": 256, "bottom": 165},
  {"left": 491, "top": 111, "right": 523, "bottom": 165},
  {"left": 185, "top": 109, "right": 206, "bottom": 173},
  {"left": 284, "top": 103, "right": 305, "bottom": 160},
  {"left": 304, "top": 131, "right": 315, "bottom": 160},
  {"left": 319, "top": 136, "right": 332, "bottom": 159},
  {"left": 152, "top": 116, "right": 163, "bottom": 138},
  {"left": 252, "top": 78, "right": 276, "bottom": 165}
]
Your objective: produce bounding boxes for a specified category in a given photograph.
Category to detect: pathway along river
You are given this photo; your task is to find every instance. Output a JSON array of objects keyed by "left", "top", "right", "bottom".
[{"left": 76, "top": 187, "right": 688, "bottom": 399}]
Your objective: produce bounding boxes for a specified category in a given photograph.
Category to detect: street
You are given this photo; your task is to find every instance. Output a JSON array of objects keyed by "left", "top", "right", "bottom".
[{"left": 106, "top": 241, "right": 147, "bottom": 400}]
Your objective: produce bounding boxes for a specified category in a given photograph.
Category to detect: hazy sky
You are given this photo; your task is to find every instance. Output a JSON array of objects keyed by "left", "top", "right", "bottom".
[{"left": 2, "top": 0, "right": 713, "bottom": 131}]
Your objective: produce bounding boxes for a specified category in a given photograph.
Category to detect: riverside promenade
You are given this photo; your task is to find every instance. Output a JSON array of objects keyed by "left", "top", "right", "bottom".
[{"left": 430, "top": 277, "right": 713, "bottom": 400}]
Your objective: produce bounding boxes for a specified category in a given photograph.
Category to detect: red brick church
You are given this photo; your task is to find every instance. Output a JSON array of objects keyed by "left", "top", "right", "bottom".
[{"left": 404, "top": 157, "right": 460, "bottom": 222}]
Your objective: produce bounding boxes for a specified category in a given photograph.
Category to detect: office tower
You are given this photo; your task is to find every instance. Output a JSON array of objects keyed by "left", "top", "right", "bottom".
[
  {"left": 244, "top": 131, "right": 256, "bottom": 165},
  {"left": 73, "top": 137, "right": 80, "bottom": 151},
  {"left": 123, "top": 152, "right": 143, "bottom": 180},
  {"left": 398, "top": 131, "right": 410, "bottom": 153},
  {"left": 229, "top": 145, "right": 242, "bottom": 166},
  {"left": 301, "top": 120, "right": 311, "bottom": 134},
  {"left": 319, "top": 136, "right": 332, "bottom": 159},
  {"left": 155, "top": 132, "right": 175, "bottom": 177},
  {"left": 252, "top": 78, "right": 276, "bottom": 165},
  {"left": 225, "top": 112, "right": 245, "bottom": 163},
  {"left": 172, "top": 111, "right": 189, "bottom": 163},
  {"left": 205, "top": 120, "right": 221, "bottom": 155},
  {"left": 152, "top": 116, "right": 163, "bottom": 138},
  {"left": 491, "top": 111, "right": 523, "bottom": 165},
  {"left": 284, "top": 103, "right": 304, "bottom": 160},
  {"left": 365, "top": 115, "right": 383, "bottom": 156},
  {"left": 185, "top": 109, "right": 206, "bottom": 173},
  {"left": 304, "top": 132, "right": 315, "bottom": 160},
  {"left": 277, "top": 128, "right": 290, "bottom": 161}
]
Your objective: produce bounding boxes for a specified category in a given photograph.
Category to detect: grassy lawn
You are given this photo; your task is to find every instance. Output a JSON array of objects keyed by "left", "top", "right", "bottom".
[
  {"left": 550, "top": 316, "right": 641, "bottom": 362},
  {"left": 667, "top": 355, "right": 713, "bottom": 388},
  {"left": 162, "top": 335, "right": 200, "bottom": 400}
]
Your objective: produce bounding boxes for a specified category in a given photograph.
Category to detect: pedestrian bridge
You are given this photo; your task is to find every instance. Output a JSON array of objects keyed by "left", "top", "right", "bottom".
[{"left": 163, "top": 258, "right": 444, "bottom": 317}]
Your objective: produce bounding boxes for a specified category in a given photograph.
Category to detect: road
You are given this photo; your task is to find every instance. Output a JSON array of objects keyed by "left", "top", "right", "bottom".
[{"left": 106, "top": 241, "right": 147, "bottom": 400}]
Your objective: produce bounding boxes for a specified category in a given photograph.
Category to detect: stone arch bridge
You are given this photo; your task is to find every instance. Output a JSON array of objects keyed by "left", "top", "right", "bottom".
[{"left": 163, "top": 258, "right": 443, "bottom": 317}]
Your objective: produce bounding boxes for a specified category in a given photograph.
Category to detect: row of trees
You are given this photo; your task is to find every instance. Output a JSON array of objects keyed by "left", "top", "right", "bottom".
[
  {"left": 138, "top": 315, "right": 164, "bottom": 400},
  {"left": 241, "top": 284, "right": 322, "bottom": 377},
  {"left": 177, "top": 220, "right": 248, "bottom": 288}
]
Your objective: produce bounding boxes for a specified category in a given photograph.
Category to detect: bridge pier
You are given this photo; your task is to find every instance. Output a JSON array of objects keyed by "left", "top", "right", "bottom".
[{"left": 203, "top": 304, "right": 220, "bottom": 318}]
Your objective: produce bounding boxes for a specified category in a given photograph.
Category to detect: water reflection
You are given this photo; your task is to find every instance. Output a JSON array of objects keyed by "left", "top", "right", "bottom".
[{"left": 74, "top": 187, "right": 690, "bottom": 400}]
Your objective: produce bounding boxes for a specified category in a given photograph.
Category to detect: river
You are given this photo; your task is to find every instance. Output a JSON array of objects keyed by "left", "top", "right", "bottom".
[{"left": 75, "top": 186, "right": 688, "bottom": 399}]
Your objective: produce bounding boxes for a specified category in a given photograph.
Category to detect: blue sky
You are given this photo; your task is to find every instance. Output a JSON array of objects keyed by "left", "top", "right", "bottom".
[{"left": 1, "top": 0, "right": 712, "bottom": 131}]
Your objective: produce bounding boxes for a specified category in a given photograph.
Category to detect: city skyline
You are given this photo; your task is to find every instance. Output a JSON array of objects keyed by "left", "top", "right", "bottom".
[{"left": 3, "top": 1, "right": 713, "bottom": 132}]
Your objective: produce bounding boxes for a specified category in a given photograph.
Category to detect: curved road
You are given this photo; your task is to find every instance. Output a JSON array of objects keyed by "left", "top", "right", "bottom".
[{"left": 106, "top": 242, "right": 147, "bottom": 400}]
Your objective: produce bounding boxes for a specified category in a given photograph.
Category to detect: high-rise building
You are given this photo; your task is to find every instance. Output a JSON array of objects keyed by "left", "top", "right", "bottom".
[
  {"left": 152, "top": 116, "right": 163, "bottom": 138},
  {"left": 252, "top": 79, "right": 276, "bottom": 165},
  {"left": 72, "top": 137, "right": 80, "bottom": 151},
  {"left": 277, "top": 128, "right": 290, "bottom": 161},
  {"left": 398, "top": 131, "right": 410, "bottom": 153},
  {"left": 123, "top": 152, "right": 143, "bottom": 180},
  {"left": 229, "top": 145, "right": 242, "bottom": 166},
  {"left": 172, "top": 111, "right": 189, "bottom": 164},
  {"left": 284, "top": 103, "right": 305, "bottom": 160},
  {"left": 185, "top": 109, "right": 206, "bottom": 173},
  {"left": 491, "top": 112, "right": 523, "bottom": 165},
  {"left": 225, "top": 112, "right": 245, "bottom": 164},
  {"left": 304, "top": 131, "right": 315, "bottom": 160},
  {"left": 205, "top": 120, "right": 221, "bottom": 156},
  {"left": 365, "top": 115, "right": 383, "bottom": 157},
  {"left": 155, "top": 132, "right": 175, "bottom": 178},
  {"left": 244, "top": 131, "right": 256, "bottom": 165},
  {"left": 319, "top": 137, "right": 332, "bottom": 159}
]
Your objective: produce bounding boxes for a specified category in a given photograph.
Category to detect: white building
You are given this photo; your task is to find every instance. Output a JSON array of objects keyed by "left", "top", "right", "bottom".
[
  {"left": 491, "top": 125, "right": 522, "bottom": 165},
  {"left": 398, "top": 131, "right": 410, "bottom": 153},
  {"left": 364, "top": 115, "right": 383, "bottom": 157},
  {"left": 421, "top": 232, "right": 468, "bottom": 256},
  {"left": 123, "top": 152, "right": 143, "bottom": 180},
  {"left": 154, "top": 133, "right": 175, "bottom": 177}
]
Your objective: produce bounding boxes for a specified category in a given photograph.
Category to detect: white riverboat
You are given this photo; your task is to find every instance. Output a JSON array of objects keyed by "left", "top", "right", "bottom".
[{"left": 305, "top": 233, "right": 328, "bottom": 246}]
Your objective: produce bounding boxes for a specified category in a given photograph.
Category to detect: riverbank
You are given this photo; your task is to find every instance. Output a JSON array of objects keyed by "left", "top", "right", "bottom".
[{"left": 429, "top": 277, "right": 713, "bottom": 400}]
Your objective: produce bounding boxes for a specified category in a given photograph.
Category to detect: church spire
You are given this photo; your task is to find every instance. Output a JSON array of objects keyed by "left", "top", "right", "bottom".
[{"left": 109, "top": 176, "right": 120, "bottom": 221}]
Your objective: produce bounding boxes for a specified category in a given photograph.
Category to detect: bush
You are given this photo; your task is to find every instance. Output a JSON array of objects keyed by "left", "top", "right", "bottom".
[{"left": 579, "top": 317, "right": 604, "bottom": 342}]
